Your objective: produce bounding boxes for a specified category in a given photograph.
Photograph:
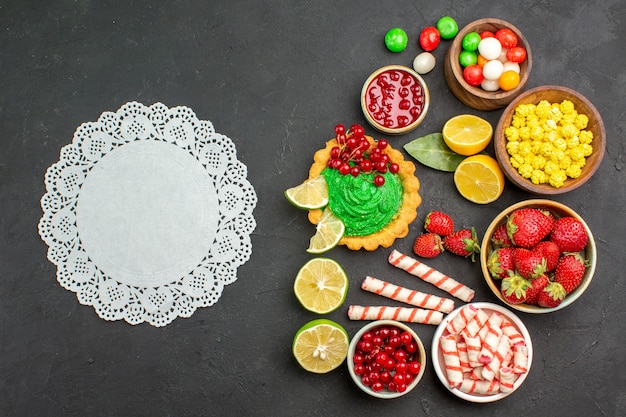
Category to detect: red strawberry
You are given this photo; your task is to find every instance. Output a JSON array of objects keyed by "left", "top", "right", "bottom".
[
  {"left": 491, "top": 223, "right": 513, "bottom": 247},
  {"left": 553, "top": 253, "right": 587, "bottom": 294},
  {"left": 506, "top": 208, "right": 555, "bottom": 248},
  {"left": 513, "top": 248, "right": 546, "bottom": 279},
  {"left": 424, "top": 211, "right": 454, "bottom": 236},
  {"left": 537, "top": 282, "right": 566, "bottom": 308},
  {"left": 533, "top": 240, "right": 561, "bottom": 272},
  {"left": 524, "top": 274, "right": 550, "bottom": 305},
  {"left": 443, "top": 227, "right": 480, "bottom": 262},
  {"left": 549, "top": 217, "right": 588, "bottom": 252},
  {"left": 487, "top": 247, "right": 516, "bottom": 279},
  {"left": 413, "top": 233, "right": 444, "bottom": 258},
  {"left": 500, "top": 273, "right": 531, "bottom": 304}
]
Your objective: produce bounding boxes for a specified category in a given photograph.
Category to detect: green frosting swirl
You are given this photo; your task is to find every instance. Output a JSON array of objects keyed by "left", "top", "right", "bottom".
[{"left": 322, "top": 168, "right": 403, "bottom": 237}]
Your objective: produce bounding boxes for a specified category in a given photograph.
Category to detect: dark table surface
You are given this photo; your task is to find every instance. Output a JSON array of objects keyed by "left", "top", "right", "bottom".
[{"left": 2, "top": 1, "right": 625, "bottom": 416}]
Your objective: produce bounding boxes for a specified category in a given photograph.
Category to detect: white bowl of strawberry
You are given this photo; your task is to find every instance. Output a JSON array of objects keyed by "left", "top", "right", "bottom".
[
  {"left": 347, "top": 320, "right": 426, "bottom": 399},
  {"left": 480, "top": 199, "right": 597, "bottom": 313}
]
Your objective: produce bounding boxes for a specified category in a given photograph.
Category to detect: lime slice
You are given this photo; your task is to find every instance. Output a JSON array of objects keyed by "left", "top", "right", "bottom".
[
  {"left": 285, "top": 176, "right": 329, "bottom": 210},
  {"left": 307, "top": 208, "right": 345, "bottom": 254},
  {"left": 294, "top": 258, "right": 348, "bottom": 314},
  {"left": 292, "top": 319, "right": 349, "bottom": 374}
]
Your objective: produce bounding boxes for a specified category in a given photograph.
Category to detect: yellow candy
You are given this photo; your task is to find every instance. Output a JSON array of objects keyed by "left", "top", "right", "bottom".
[{"left": 505, "top": 99, "right": 593, "bottom": 188}]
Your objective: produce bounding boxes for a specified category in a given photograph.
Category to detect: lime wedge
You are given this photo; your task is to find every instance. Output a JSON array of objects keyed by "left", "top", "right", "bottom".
[
  {"left": 292, "top": 319, "right": 349, "bottom": 374},
  {"left": 285, "top": 176, "right": 329, "bottom": 210},
  {"left": 307, "top": 208, "right": 345, "bottom": 254},
  {"left": 294, "top": 258, "right": 348, "bottom": 314}
]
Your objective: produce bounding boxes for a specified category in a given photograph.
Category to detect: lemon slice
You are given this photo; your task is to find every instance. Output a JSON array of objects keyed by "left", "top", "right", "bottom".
[
  {"left": 292, "top": 319, "right": 349, "bottom": 374},
  {"left": 442, "top": 114, "right": 493, "bottom": 156},
  {"left": 294, "top": 258, "right": 348, "bottom": 314},
  {"left": 454, "top": 154, "right": 505, "bottom": 204},
  {"left": 307, "top": 207, "right": 345, "bottom": 254},
  {"left": 285, "top": 176, "right": 329, "bottom": 210}
]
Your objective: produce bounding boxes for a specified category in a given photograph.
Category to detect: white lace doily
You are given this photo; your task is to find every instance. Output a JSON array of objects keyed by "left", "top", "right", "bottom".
[{"left": 38, "top": 102, "right": 257, "bottom": 327}]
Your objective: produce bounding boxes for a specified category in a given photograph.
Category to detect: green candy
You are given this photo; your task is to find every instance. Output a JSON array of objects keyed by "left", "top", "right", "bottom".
[
  {"left": 462, "top": 31, "right": 481, "bottom": 51},
  {"left": 436, "top": 16, "right": 458, "bottom": 39},
  {"left": 385, "top": 27, "right": 408, "bottom": 52},
  {"left": 458, "top": 50, "right": 477, "bottom": 67}
]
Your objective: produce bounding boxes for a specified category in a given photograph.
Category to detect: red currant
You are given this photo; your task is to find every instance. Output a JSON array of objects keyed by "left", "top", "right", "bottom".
[
  {"left": 350, "top": 166, "right": 360, "bottom": 177},
  {"left": 399, "top": 331, "right": 413, "bottom": 345},
  {"left": 354, "top": 363, "right": 366, "bottom": 375},
  {"left": 393, "top": 349, "right": 407, "bottom": 362},
  {"left": 389, "top": 163, "right": 400, "bottom": 174},
  {"left": 339, "top": 163, "right": 351, "bottom": 175},
  {"left": 374, "top": 175, "right": 385, "bottom": 186},
  {"left": 393, "top": 373, "right": 406, "bottom": 386},
  {"left": 405, "top": 341, "right": 418, "bottom": 354},
  {"left": 334, "top": 124, "right": 346, "bottom": 135},
  {"left": 371, "top": 381, "right": 384, "bottom": 392},
  {"left": 360, "top": 160, "right": 373, "bottom": 172},
  {"left": 408, "top": 361, "right": 421, "bottom": 375},
  {"left": 395, "top": 361, "right": 408, "bottom": 374}
]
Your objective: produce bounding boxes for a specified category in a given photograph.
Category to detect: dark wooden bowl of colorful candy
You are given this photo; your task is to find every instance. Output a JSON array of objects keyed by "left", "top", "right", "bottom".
[{"left": 444, "top": 18, "right": 532, "bottom": 111}]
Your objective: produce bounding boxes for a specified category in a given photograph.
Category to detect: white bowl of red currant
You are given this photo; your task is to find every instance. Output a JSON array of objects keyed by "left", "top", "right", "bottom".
[{"left": 347, "top": 320, "right": 426, "bottom": 399}]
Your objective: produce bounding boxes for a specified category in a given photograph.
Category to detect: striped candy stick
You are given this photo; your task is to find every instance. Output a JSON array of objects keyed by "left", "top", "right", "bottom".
[
  {"left": 456, "top": 340, "right": 473, "bottom": 373},
  {"left": 361, "top": 276, "right": 455, "bottom": 313},
  {"left": 512, "top": 344, "right": 529, "bottom": 374},
  {"left": 388, "top": 250, "right": 475, "bottom": 302},
  {"left": 461, "top": 308, "right": 490, "bottom": 338},
  {"left": 463, "top": 334, "right": 483, "bottom": 368},
  {"left": 347, "top": 305, "right": 444, "bottom": 325},
  {"left": 440, "top": 334, "right": 464, "bottom": 388},
  {"left": 459, "top": 378, "right": 500, "bottom": 395},
  {"left": 481, "top": 335, "right": 512, "bottom": 381},
  {"left": 479, "top": 324, "right": 503, "bottom": 364},
  {"left": 499, "top": 367, "right": 517, "bottom": 393},
  {"left": 446, "top": 304, "right": 478, "bottom": 334},
  {"left": 501, "top": 318, "right": 526, "bottom": 346}
]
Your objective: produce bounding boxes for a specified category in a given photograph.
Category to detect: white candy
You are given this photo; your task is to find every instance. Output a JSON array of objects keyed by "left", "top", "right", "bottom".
[
  {"left": 413, "top": 52, "right": 436, "bottom": 74},
  {"left": 502, "top": 61, "right": 520, "bottom": 74},
  {"left": 482, "top": 59, "right": 504, "bottom": 80},
  {"left": 498, "top": 48, "right": 509, "bottom": 63},
  {"left": 478, "top": 37, "right": 502, "bottom": 60},
  {"left": 481, "top": 78, "right": 500, "bottom": 92}
]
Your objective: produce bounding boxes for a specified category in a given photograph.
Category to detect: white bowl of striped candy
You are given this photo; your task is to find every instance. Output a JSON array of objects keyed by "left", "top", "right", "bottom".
[{"left": 431, "top": 302, "right": 533, "bottom": 403}]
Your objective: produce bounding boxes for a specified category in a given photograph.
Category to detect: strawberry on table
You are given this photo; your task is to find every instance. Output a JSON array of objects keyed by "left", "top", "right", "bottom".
[
  {"left": 533, "top": 240, "right": 561, "bottom": 272},
  {"left": 506, "top": 207, "right": 554, "bottom": 248},
  {"left": 513, "top": 248, "right": 546, "bottom": 279},
  {"left": 549, "top": 216, "right": 588, "bottom": 253},
  {"left": 413, "top": 233, "right": 444, "bottom": 258},
  {"left": 487, "top": 247, "right": 516, "bottom": 279},
  {"left": 443, "top": 227, "right": 480, "bottom": 262},
  {"left": 537, "top": 282, "right": 567, "bottom": 308},
  {"left": 524, "top": 274, "right": 550, "bottom": 305},
  {"left": 500, "top": 273, "right": 531, "bottom": 305},
  {"left": 553, "top": 252, "right": 587, "bottom": 294},
  {"left": 424, "top": 211, "right": 455, "bottom": 237}
]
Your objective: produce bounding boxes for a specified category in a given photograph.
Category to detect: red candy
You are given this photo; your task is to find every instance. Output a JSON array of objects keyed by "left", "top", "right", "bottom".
[
  {"left": 479, "top": 30, "right": 495, "bottom": 39},
  {"left": 495, "top": 28, "right": 518, "bottom": 49},
  {"left": 419, "top": 26, "right": 441, "bottom": 51},
  {"left": 506, "top": 46, "right": 527, "bottom": 63},
  {"left": 463, "top": 64, "right": 484, "bottom": 86}
]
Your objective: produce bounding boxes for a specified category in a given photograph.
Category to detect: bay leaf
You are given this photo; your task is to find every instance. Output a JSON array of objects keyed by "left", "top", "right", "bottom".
[{"left": 404, "top": 133, "right": 465, "bottom": 172}]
